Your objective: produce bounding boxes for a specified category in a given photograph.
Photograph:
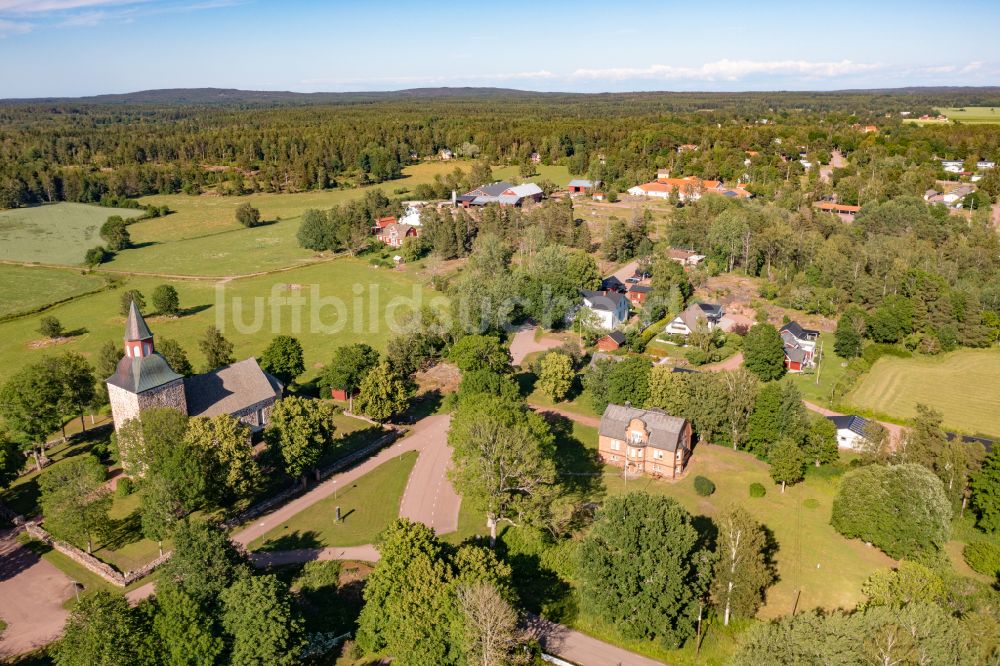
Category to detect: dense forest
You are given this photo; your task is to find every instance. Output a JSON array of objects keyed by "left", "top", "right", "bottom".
[{"left": 3, "top": 88, "right": 1000, "bottom": 208}]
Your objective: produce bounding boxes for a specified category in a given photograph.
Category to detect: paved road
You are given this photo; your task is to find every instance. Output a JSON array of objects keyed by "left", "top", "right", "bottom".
[
  {"left": 0, "top": 529, "right": 73, "bottom": 658},
  {"left": 399, "top": 417, "right": 461, "bottom": 533},
  {"left": 249, "top": 545, "right": 380, "bottom": 568},
  {"left": 528, "top": 615, "right": 667, "bottom": 666},
  {"left": 233, "top": 413, "right": 457, "bottom": 548},
  {"left": 611, "top": 260, "right": 640, "bottom": 283}
]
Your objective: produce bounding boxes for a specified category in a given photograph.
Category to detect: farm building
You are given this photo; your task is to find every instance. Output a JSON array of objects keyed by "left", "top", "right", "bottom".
[
  {"left": 812, "top": 201, "right": 861, "bottom": 220},
  {"left": 376, "top": 222, "right": 419, "bottom": 247},
  {"left": 568, "top": 179, "right": 597, "bottom": 194},
  {"left": 628, "top": 176, "right": 750, "bottom": 202},
  {"left": 596, "top": 331, "right": 626, "bottom": 351},
  {"left": 457, "top": 181, "right": 543, "bottom": 207}
]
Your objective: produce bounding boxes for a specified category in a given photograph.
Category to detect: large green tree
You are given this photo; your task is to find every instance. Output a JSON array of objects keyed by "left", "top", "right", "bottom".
[
  {"left": 319, "top": 343, "right": 380, "bottom": 398},
  {"left": 158, "top": 338, "right": 194, "bottom": 376},
  {"left": 742, "top": 323, "right": 786, "bottom": 382},
  {"left": 831, "top": 464, "right": 953, "bottom": 559},
  {"left": 221, "top": 573, "right": 304, "bottom": 666},
  {"left": 264, "top": 396, "right": 338, "bottom": 483},
  {"left": 53, "top": 352, "right": 96, "bottom": 434},
  {"left": 711, "top": 505, "right": 773, "bottom": 625},
  {"left": 159, "top": 520, "right": 246, "bottom": 605},
  {"left": 355, "top": 359, "right": 409, "bottom": 423},
  {"left": 578, "top": 492, "right": 712, "bottom": 647},
  {"left": 970, "top": 448, "right": 1000, "bottom": 533},
  {"left": 449, "top": 395, "right": 558, "bottom": 545},
  {"left": 199, "top": 326, "right": 235, "bottom": 371},
  {"left": 55, "top": 591, "right": 151, "bottom": 666},
  {"left": 259, "top": 335, "right": 305, "bottom": 385},
  {"left": 449, "top": 335, "right": 512, "bottom": 374},
  {"left": 153, "top": 582, "right": 225, "bottom": 666},
  {"left": 151, "top": 284, "right": 181, "bottom": 317},
  {"left": 0, "top": 432, "right": 23, "bottom": 490},
  {"left": 536, "top": 351, "right": 574, "bottom": 402},
  {"left": 185, "top": 414, "right": 260, "bottom": 502},
  {"left": 768, "top": 438, "right": 806, "bottom": 492},
  {"left": 0, "top": 361, "right": 65, "bottom": 470},
  {"left": 39, "top": 454, "right": 111, "bottom": 553}
]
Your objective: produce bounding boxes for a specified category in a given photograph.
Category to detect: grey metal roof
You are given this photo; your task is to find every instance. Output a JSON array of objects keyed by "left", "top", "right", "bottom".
[
  {"left": 107, "top": 353, "right": 183, "bottom": 394},
  {"left": 599, "top": 404, "right": 687, "bottom": 452},
  {"left": 124, "top": 300, "right": 153, "bottom": 341},
  {"left": 184, "top": 358, "right": 283, "bottom": 419},
  {"left": 568, "top": 179, "right": 594, "bottom": 187},
  {"left": 466, "top": 181, "right": 514, "bottom": 198}
]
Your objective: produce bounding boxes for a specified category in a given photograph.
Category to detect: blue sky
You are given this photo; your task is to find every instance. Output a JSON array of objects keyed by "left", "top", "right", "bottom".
[{"left": 1, "top": 0, "right": 998, "bottom": 97}]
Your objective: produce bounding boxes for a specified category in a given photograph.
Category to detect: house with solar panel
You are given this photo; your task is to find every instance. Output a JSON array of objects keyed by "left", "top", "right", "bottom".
[{"left": 106, "top": 301, "right": 283, "bottom": 436}]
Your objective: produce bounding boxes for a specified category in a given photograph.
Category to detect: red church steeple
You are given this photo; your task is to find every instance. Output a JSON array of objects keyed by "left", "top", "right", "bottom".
[{"left": 123, "top": 299, "right": 155, "bottom": 359}]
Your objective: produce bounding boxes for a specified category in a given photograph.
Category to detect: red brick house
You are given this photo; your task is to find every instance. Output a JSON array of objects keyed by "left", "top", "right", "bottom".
[
  {"left": 596, "top": 331, "right": 626, "bottom": 351},
  {"left": 598, "top": 404, "right": 693, "bottom": 479}
]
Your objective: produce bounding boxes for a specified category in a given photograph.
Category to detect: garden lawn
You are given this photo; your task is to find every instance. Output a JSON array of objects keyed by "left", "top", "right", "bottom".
[
  {"left": 248, "top": 451, "right": 417, "bottom": 552},
  {"left": 0, "top": 257, "right": 438, "bottom": 386},
  {"left": 0, "top": 203, "right": 148, "bottom": 266},
  {"left": 0, "top": 265, "right": 109, "bottom": 318},
  {"left": 846, "top": 348, "right": 1000, "bottom": 437},
  {"left": 787, "top": 332, "right": 849, "bottom": 407},
  {"left": 572, "top": 425, "right": 896, "bottom": 618}
]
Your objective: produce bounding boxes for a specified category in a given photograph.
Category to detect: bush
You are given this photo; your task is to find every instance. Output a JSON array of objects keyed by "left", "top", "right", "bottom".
[
  {"left": 749, "top": 482, "right": 766, "bottom": 498},
  {"left": 84, "top": 245, "right": 111, "bottom": 267},
  {"left": 693, "top": 476, "right": 715, "bottom": 496},
  {"left": 861, "top": 343, "right": 911, "bottom": 365},
  {"left": 38, "top": 316, "right": 64, "bottom": 339},
  {"left": 963, "top": 542, "right": 1000, "bottom": 578},
  {"left": 235, "top": 203, "right": 263, "bottom": 228},
  {"left": 115, "top": 477, "right": 133, "bottom": 497}
]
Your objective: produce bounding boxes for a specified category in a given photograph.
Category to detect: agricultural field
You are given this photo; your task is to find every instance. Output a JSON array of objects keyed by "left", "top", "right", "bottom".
[
  {"left": 0, "top": 203, "right": 147, "bottom": 266},
  {"left": 0, "top": 257, "right": 441, "bottom": 386},
  {"left": 492, "top": 163, "right": 571, "bottom": 185},
  {"left": 846, "top": 348, "right": 1000, "bottom": 437},
  {"left": 0, "top": 264, "right": 108, "bottom": 318},
  {"left": 937, "top": 107, "right": 1000, "bottom": 124}
]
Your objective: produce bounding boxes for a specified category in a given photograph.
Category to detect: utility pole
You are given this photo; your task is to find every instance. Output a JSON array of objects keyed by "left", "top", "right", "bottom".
[{"left": 815, "top": 340, "right": 823, "bottom": 385}]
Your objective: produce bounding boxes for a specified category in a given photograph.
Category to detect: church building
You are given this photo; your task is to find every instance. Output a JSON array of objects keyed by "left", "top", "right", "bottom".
[{"left": 106, "top": 301, "right": 283, "bottom": 433}]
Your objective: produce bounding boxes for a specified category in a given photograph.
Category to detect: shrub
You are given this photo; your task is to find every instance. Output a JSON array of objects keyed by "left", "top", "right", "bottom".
[
  {"left": 861, "top": 343, "right": 911, "bottom": 365},
  {"left": 963, "top": 542, "right": 1000, "bottom": 578},
  {"left": 235, "top": 203, "right": 263, "bottom": 228},
  {"left": 115, "top": 477, "right": 133, "bottom": 497},
  {"left": 831, "top": 464, "right": 952, "bottom": 560},
  {"left": 693, "top": 476, "right": 715, "bottom": 496},
  {"left": 38, "top": 316, "right": 64, "bottom": 339},
  {"left": 84, "top": 246, "right": 111, "bottom": 267},
  {"left": 749, "top": 483, "right": 766, "bottom": 498}
]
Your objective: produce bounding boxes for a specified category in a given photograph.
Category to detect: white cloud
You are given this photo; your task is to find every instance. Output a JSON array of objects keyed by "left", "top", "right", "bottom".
[
  {"left": 0, "top": 0, "right": 141, "bottom": 12},
  {"left": 0, "top": 17, "right": 31, "bottom": 34},
  {"left": 571, "top": 59, "right": 883, "bottom": 81}
]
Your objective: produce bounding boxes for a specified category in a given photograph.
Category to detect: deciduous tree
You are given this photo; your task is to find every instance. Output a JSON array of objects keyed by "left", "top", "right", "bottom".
[
  {"left": 199, "top": 325, "right": 235, "bottom": 371},
  {"left": 221, "top": 573, "right": 304, "bottom": 666},
  {"left": 158, "top": 338, "right": 193, "bottom": 376},
  {"left": 711, "top": 505, "right": 773, "bottom": 625},
  {"left": 578, "top": 492, "right": 712, "bottom": 647},
  {"left": 39, "top": 454, "right": 111, "bottom": 553},
  {"left": 742, "top": 324, "right": 786, "bottom": 381},
  {"left": 320, "top": 343, "right": 380, "bottom": 399},
  {"left": 355, "top": 359, "right": 409, "bottom": 423},
  {"left": 0, "top": 362, "right": 65, "bottom": 471},
  {"left": 450, "top": 335, "right": 512, "bottom": 374},
  {"left": 259, "top": 335, "right": 305, "bottom": 384},
  {"left": 234, "top": 203, "right": 262, "bottom": 228},
  {"left": 55, "top": 591, "right": 149, "bottom": 666},
  {"left": 151, "top": 284, "right": 180, "bottom": 316},
  {"left": 185, "top": 414, "right": 260, "bottom": 501},
  {"left": 119, "top": 289, "right": 145, "bottom": 316},
  {"left": 536, "top": 352, "right": 574, "bottom": 402},
  {"left": 264, "top": 396, "right": 337, "bottom": 483},
  {"left": 970, "top": 448, "right": 1000, "bottom": 533},
  {"left": 769, "top": 438, "right": 805, "bottom": 492},
  {"left": 38, "top": 315, "right": 64, "bottom": 339}
]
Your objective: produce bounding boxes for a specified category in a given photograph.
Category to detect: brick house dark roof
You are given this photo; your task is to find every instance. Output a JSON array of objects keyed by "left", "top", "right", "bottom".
[{"left": 599, "top": 404, "right": 687, "bottom": 452}]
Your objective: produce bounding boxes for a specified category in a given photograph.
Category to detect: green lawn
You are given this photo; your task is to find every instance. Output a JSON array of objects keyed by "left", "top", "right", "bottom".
[
  {"left": 0, "top": 203, "right": 148, "bottom": 266},
  {"left": 568, "top": 425, "right": 895, "bottom": 618},
  {"left": 249, "top": 451, "right": 417, "bottom": 551},
  {"left": 0, "top": 264, "right": 109, "bottom": 318},
  {"left": 787, "top": 332, "right": 849, "bottom": 407},
  {"left": 846, "top": 348, "right": 1000, "bottom": 437},
  {"left": 0, "top": 257, "right": 438, "bottom": 386},
  {"left": 492, "top": 164, "right": 570, "bottom": 186}
]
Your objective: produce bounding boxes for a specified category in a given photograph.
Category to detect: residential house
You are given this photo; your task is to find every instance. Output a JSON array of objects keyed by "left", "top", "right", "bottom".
[
  {"left": 666, "top": 248, "right": 706, "bottom": 267},
  {"left": 372, "top": 215, "right": 396, "bottom": 232},
  {"left": 628, "top": 176, "right": 750, "bottom": 202},
  {"left": 579, "top": 289, "right": 630, "bottom": 330},
  {"left": 600, "top": 276, "right": 627, "bottom": 293},
  {"left": 598, "top": 404, "right": 693, "bottom": 479},
  {"left": 826, "top": 415, "right": 874, "bottom": 450},
  {"left": 977, "top": 160, "right": 996, "bottom": 170},
  {"left": 457, "top": 181, "right": 543, "bottom": 207},
  {"left": 941, "top": 160, "right": 965, "bottom": 173},
  {"left": 812, "top": 201, "right": 861, "bottom": 221},
  {"left": 924, "top": 185, "right": 975, "bottom": 207},
  {"left": 439, "top": 148, "right": 453, "bottom": 160},
  {"left": 626, "top": 284, "right": 651, "bottom": 308},
  {"left": 568, "top": 179, "right": 597, "bottom": 194},
  {"left": 596, "top": 331, "right": 626, "bottom": 352},
  {"left": 376, "top": 222, "right": 419, "bottom": 248},
  {"left": 780, "top": 321, "right": 818, "bottom": 372},
  {"left": 664, "top": 302, "right": 723, "bottom": 337}
]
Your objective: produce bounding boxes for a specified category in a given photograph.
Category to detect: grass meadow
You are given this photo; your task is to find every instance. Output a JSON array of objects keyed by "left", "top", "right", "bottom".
[
  {"left": 248, "top": 451, "right": 417, "bottom": 551},
  {"left": 0, "top": 203, "right": 148, "bottom": 266},
  {"left": 0, "top": 257, "right": 439, "bottom": 386},
  {"left": 846, "top": 348, "right": 1000, "bottom": 436},
  {"left": 938, "top": 107, "right": 1000, "bottom": 124},
  {"left": 0, "top": 264, "right": 108, "bottom": 318}
]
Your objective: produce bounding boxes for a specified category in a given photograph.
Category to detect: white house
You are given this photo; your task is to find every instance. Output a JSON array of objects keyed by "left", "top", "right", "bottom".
[
  {"left": 579, "top": 289, "right": 630, "bottom": 330},
  {"left": 664, "top": 302, "right": 724, "bottom": 336},
  {"left": 977, "top": 160, "right": 995, "bottom": 170},
  {"left": 941, "top": 160, "right": 964, "bottom": 173},
  {"left": 826, "top": 415, "right": 874, "bottom": 450}
]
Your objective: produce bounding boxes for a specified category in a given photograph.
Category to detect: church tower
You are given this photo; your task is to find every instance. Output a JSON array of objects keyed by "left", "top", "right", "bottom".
[{"left": 106, "top": 300, "right": 187, "bottom": 432}]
